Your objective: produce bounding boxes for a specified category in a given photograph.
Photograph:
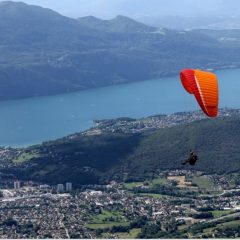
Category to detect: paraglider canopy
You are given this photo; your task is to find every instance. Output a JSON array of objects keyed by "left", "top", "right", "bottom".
[{"left": 180, "top": 69, "right": 219, "bottom": 118}]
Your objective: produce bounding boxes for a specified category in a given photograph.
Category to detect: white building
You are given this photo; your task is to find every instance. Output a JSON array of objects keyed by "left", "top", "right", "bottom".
[
  {"left": 57, "top": 184, "right": 64, "bottom": 193},
  {"left": 88, "top": 190, "right": 103, "bottom": 196},
  {"left": 14, "top": 181, "right": 20, "bottom": 190},
  {"left": 39, "top": 184, "right": 50, "bottom": 191},
  {"left": 66, "top": 182, "right": 72, "bottom": 192}
]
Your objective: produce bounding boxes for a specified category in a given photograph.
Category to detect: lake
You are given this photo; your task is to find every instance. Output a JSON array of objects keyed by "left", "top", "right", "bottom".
[{"left": 0, "top": 68, "right": 240, "bottom": 147}]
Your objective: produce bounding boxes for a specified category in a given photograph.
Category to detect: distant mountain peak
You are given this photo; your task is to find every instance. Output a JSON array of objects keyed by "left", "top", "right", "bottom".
[
  {"left": 0, "top": 1, "right": 44, "bottom": 9},
  {"left": 78, "top": 14, "right": 156, "bottom": 33},
  {"left": 0, "top": 1, "right": 24, "bottom": 6},
  {"left": 114, "top": 15, "right": 133, "bottom": 20},
  {"left": 0, "top": 0, "right": 61, "bottom": 18},
  {"left": 79, "top": 15, "right": 102, "bottom": 21},
  {"left": 0, "top": 0, "right": 34, "bottom": 11}
]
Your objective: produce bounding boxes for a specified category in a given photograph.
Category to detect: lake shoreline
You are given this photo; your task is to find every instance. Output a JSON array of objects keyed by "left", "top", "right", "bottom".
[
  {"left": 0, "top": 65, "right": 239, "bottom": 103},
  {"left": 2, "top": 107, "right": 239, "bottom": 149},
  {"left": 0, "top": 68, "right": 240, "bottom": 147}
]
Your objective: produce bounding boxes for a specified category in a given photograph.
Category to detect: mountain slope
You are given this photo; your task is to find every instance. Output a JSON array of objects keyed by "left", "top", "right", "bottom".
[
  {"left": 1, "top": 1, "right": 240, "bottom": 100},
  {"left": 78, "top": 15, "right": 156, "bottom": 33},
  {"left": 0, "top": 1, "right": 99, "bottom": 48},
  {"left": 4, "top": 116, "right": 240, "bottom": 186}
]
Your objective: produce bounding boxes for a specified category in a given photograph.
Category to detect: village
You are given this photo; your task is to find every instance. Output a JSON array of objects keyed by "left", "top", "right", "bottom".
[{"left": 88, "top": 108, "right": 240, "bottom": 135}]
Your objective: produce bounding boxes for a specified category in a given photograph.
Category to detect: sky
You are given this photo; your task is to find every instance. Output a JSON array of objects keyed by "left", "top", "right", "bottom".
[{"left": 1, "top": 0, "right": 240, "bottom": 19}]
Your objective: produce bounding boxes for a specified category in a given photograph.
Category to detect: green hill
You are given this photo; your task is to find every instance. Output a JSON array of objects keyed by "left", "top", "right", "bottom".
[{"left": 5, "top": 116, "right": 240, "bottom": 186}]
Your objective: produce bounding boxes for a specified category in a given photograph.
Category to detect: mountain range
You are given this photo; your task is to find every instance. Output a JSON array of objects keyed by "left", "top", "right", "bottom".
[{"left": 1, "top": 1, "right": 240, "bottom": 100}]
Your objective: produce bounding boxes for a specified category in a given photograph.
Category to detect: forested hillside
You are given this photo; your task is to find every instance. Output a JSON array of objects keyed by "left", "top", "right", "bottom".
[
  {"left": 4, "top": 116, "right": 240, "bottom": 186},
  {"left": 1, "top": 1, "right": 240, "bottom": 100}
]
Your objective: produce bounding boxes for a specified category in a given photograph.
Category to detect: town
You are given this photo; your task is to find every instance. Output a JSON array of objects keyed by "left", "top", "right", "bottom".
[
  {"left": 87, "top": 108, "right": 240, "bottom": 135},
  {"left": 0, "top": 170, "right": 239, "bottom": 238}
]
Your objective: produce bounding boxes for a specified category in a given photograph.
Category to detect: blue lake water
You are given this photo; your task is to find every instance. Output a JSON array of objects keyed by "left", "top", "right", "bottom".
[{"left": 0, "top": 68, "right": 240, "bottom": 147}]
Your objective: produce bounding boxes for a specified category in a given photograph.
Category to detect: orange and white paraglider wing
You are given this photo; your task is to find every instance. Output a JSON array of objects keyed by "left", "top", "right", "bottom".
[
  {"left": 180, "top": 69, "right": 219, "bottom": 118},
  {"left": 194, "top": 70, "right": 219, "bottom": 117}
]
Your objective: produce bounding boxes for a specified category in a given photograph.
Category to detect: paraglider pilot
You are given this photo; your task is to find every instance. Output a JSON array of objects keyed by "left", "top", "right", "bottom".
[{"left": 182, "top": 150, "right": 198, "bottom": 166}]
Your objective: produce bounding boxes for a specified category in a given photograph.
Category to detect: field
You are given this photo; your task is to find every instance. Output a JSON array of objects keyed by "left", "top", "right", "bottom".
[
  {"left": 117, "top": 228, "right": 141, "bottom": 238},
  {"left": 151, "top": 177, "right": 168, "bottom": 186},
  {"left": 190, "top": 176, "right": 215, "bottom": 190},
  {"left": 211, "top": 210, "right": 233, "bottom": 218},
  {"left": 123, "top": 182, "right": 144, "bottom": 190},
  {"left": 90, "top": 210, "right": 123, "bottom": 223},
  {"left": 86, "top": 222, "right": 130, "bottom": 230},
  {"left": 123, "top": 176, "right": 168, "bottom": 198},
  {"left": 13, "top": 151, "right": 40, "bottom": 163},
  {"left": 86, "top": 210, "right": 129, "bottom": 230},
  {"left": 203, "top": 219, "right": 240, "bottom": 234},
  {"left": 218, "top": 219, "right": 240, "bottom": 229},
  {"left": 123, "top": 177, "right": 168, "bottom": 190}
]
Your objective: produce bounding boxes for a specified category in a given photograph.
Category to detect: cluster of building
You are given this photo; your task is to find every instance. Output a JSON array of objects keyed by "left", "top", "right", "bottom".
[
  {"left": 89, "top": 108, "right": 240, "bottom": 134},
  {"left": 0, "top": 171, "right": 239, "bottom": 238},
  {"left": 13, "top": 181, "right": 72, "bottom": 193}
]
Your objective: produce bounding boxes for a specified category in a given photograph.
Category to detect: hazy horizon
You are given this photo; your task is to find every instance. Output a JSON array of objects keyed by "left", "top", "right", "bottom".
[{"left": 1, "top": 0, "right": 240, "bottom": 20}]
